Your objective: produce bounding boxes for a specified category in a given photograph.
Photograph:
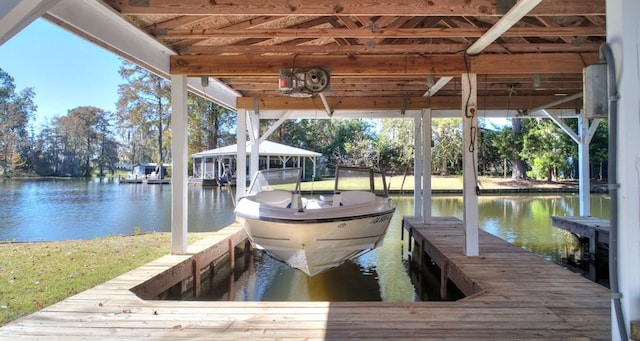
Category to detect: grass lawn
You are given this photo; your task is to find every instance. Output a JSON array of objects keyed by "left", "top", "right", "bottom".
[{"left": 0, "top": 232, "right": 214, "bottom": 326}]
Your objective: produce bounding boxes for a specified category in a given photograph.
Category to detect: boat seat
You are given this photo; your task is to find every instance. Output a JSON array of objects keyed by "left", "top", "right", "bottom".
[
  {"left": 254, "top": 190, "right": 292, "bottom": 208},
  {"left": 339, "top": 190, "right": 376, "bottom": 206}
]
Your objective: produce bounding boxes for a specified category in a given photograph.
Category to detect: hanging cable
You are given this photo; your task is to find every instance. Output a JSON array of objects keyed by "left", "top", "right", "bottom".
[{"left": 463, "top": 52, "right": 474, "bottom": 118}]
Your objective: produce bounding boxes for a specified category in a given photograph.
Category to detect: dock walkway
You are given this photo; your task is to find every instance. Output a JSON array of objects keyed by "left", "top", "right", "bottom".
[{"left": 0, "top": 219, "right": 611, "bottom": 340}]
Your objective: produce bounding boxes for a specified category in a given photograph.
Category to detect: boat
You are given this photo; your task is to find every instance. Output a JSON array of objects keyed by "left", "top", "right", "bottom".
[{"left": 234, "top": 166, "right": 396, "bottom": 276}]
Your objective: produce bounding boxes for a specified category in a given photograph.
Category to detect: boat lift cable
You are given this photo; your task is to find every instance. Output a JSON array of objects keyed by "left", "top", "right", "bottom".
[{"left": 601, "top": 42, "right": 627, "bottom": 341}]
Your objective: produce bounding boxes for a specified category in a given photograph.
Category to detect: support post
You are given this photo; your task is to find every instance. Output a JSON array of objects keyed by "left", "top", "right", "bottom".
[
  {"left": 413, "top": 111, "right": 423, "bottom": 217},
  {"left": 236, "top": 109, "right": 248, "bottom": 198},
  {"left": 422, "top": 109, "right": 433, "bottom": 223},
  {"left": 248, "top": 111, "right": 260, "bottom": 181},
  {"left": 170, "top": 74, "right": 188, "bottom": 254},
  {"left": 607, "top": 0, "right": 640, "bottom": 336},
  {"left": 578, "top": 115, "right": 591, "bottom": 216},
  {"left": 462, "top": 73, "right": 479, "bottom": 256}
]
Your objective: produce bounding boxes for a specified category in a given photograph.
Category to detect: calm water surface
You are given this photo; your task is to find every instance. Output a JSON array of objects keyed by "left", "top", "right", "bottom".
[
  {"left": 0, "top": 178, "right": 236, "bottom": 241},
  {"left": 0, "top": 179, "right": 609, "bottom": 301}
]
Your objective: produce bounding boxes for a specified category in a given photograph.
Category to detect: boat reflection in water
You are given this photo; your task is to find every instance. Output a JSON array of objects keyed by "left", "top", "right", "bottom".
[
  {"left": 199, "top": 248, "right": 463, "bottom": 302},
  {"left": 203, "top": 251, "right": 384, "bottom": 301}
]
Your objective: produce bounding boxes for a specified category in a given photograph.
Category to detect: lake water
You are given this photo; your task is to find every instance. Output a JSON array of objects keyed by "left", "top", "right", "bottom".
[{"left": 0, "top": 178, "right": 610, "bottom": 301}]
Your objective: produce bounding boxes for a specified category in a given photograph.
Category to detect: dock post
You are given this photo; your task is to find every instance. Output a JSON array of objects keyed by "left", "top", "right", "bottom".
[
  {"left": 588, "top": 229, "right": 597, "bottom": 282},
  {"left": 419, "top": 238, "right": 425, "bottom": 267},
  {"left": 229, "top": 239, "right": 235, "bottom": 269},
  {"left": 440, "top": 259, "right": 450, "bottom": 299},
  {"left": 192, "top": 257, "right": 201, "bottom": 298}
]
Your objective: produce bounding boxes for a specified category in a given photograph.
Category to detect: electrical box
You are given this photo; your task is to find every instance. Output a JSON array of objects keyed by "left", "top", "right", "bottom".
[{"left": 583, "top": 64, "right": 608, "bottom": 118}]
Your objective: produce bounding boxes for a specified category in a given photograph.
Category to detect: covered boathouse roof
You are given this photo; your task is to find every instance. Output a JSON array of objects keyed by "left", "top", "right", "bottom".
[{"left": 191, "top": 140, "right": 322, "bottom": 158}]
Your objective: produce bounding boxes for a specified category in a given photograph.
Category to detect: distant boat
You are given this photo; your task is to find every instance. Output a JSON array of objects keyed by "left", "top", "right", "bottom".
[
  {"left": 234, "top": 166, "right": 396, "bottom": 276},
  {"left": 119, "top": 163, "right": 171, "bottom": 184}
]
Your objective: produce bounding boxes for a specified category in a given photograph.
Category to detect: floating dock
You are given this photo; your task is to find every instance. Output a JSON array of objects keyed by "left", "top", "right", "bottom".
[{"left": 0, "top": 219, "right": 610, "bottom": 339}]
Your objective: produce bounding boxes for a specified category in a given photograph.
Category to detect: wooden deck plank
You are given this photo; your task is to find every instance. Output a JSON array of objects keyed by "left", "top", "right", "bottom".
[{"left": 0, "top": 220, "right": 610, "bottom": 340}]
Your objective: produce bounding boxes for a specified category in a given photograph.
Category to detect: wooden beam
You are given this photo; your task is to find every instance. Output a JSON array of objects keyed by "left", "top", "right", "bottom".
[
  {"left": 104, "top": 0, "right": 605, "bottom": 16},
  {"left": 467, "top": 0, "right": 542, "bottom": 55},
  {"left": 171, "top": 54, "right": 466, "bottom": 76},
  {"left": 470, "top": 53, "right": 599, "bottom": 74},
  {"left": 237, "top": 95, "right": 583, "bottom": 110},
  {"left": 170, "top": 53, "right": 599, "bottom": 76},
  {"left": 154, "top": 26, "right": 605, "bottom": 39},
  {"left": 183, "top": 42, "right": 602, "bottom": 55}
]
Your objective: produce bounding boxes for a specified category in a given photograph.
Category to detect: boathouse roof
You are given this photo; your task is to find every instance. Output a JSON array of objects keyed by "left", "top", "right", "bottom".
[{"left": 191, "top": 141, "right": 322, "bottom": 158}]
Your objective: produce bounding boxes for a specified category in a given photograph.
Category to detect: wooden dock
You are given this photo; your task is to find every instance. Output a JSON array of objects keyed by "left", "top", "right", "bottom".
[
  {"left": 551, "top": 215, "right": 610, "bottom": 282},
  {"left": 0, "top": 219, "right": 611, "bottom": 340},
  {"left": 551, "top": 216, "right": 610, "bottom": 245}
]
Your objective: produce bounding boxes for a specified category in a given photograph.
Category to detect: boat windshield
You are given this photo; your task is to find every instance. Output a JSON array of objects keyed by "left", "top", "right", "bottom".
[
  {"left": 246, "top": 168, "right": 302, "bottom": 195},
  {"left": 334, "top": 166, "right": 388, "bottom": 196}
]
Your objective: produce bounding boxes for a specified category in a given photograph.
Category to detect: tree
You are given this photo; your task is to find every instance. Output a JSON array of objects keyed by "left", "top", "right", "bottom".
[
  {"left": 335, "top": 131, "right": 380, "bottom": 168},
  {"left": 377, "top": 118, "right": 414, "bottom": 173},
  {"left": 267, "top": 118, "right": 375, "bottom": 175},
  {"left": 432, "top": 118, "right": 462, "bottom": 176},
  {"left": 116, "top": 61, "right": 171, "bottom": 167},
  {"left": 491, "top": 117, "right": 529, "bottom": 179},
  {"left": 477, "top": 125, "right": 504, "bottom": 176},
  {"left": 0, "top": 68, "right": 36, "bottom": 178},
  {"left": 521, "top": 118, "right": 574, "bottom": 181},
  {"left": 187, "top": 95, "right": 235, "bottom": 155},
  {"left": 588, "top": 120, "right": 608, "bottom": 179},
  {"left": 510, "top": 117, "right": 529, "bottom": 179},
  {"left": 324, "top": 119, "right": 375, "bottom": 172},
  {"left": 43, "top": 106, "right": 115, "bottom": 177},
  {"left": 94, "top": 113, "right": 119, "bottom": 176}
]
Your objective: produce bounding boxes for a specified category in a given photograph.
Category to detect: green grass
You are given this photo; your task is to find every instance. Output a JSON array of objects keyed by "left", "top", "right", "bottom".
[
  {"left": 301, "top": 175, "right": 578, "bottom": 192},
  {"left": 0, "top": 232, "right": 212, "bottom": 326},
  {"left": 300, "top": 175, "right": 465, "bottom": 191}
]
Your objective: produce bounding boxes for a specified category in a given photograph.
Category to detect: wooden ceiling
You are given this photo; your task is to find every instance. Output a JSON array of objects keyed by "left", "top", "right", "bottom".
[{"left": 101, "top": 0, "right": 605, "bottom": 112}]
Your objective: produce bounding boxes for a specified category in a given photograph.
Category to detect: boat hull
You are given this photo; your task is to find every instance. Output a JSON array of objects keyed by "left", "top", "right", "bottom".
[{"left": 236, "top": 199, "right": 395, "bottom": 276}]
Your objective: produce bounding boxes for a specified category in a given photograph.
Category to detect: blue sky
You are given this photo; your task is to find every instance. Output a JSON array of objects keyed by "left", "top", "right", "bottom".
[{"left": 0, "top": 18, "right": 123, "bottom": 130}]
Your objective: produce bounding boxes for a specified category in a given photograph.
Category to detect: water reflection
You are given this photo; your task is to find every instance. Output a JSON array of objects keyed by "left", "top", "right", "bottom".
[
  {"left": 432, "top": 194, "right": 609, "bottom": 262},
  {"left": 0, "top": 179, "right": 236, "bottom": 241},
  {"left": 221, "top": 255, "right": 383, "bottom": 301}
]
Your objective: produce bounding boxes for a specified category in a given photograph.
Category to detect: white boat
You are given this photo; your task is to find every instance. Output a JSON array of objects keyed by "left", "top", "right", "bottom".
[{"left": 234, "top": 166, "right": 396, "bottom": 276}]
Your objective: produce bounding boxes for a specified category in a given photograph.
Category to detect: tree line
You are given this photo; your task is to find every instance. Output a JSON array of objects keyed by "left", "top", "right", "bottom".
[{"left": 0, "top": 63, "right": 608, "bottom": 181}]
